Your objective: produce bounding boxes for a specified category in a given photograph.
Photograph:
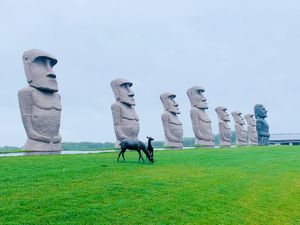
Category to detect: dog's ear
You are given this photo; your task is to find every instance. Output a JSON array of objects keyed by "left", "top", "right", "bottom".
[{"left": 146, "top": 136, "right": 149, "bottom": 139}]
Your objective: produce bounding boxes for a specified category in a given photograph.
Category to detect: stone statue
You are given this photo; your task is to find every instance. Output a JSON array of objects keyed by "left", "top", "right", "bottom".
[
  {"left": 244, "top": 114, "right": 258, "bottom": 145},
  {"left": 18, "top": 49, "right": 62, "bottom": 151},
  {"left": 254, "top": 104, "right": 270, "bottom": 145},
  {"left": 187, "top": 86, "right": 214, "bottom": 146},
  {"left": 111, "top": 78, "right": 140, "bottom": 147},
  {"left": 215, "top": 106, "right": 231, "bottom": 146},
  {"left": 231, "top": 111, "right": 248, "bottom": 146},
  {"left": 160, "top": 92, "right": 183, "bottom": 148}
]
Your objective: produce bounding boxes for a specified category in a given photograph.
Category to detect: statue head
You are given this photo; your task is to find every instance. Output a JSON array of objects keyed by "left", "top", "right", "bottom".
[
  {"left": 244, "top": 114, "right": 256, "bottom": 126},
  {"left": 110, "top": 78, "right": 135, "bottom": 106},
  {"left": 231, "top": 111, "right": 245, "bottom": 125},
  {"left": 160, "top": 92, "right": 180, "bottom": 114},
  {"left": 215, "top": 106, "right": 230, "bottom": 122},
  {"left": 23, "top": 49, "right": 58, "bottom": 92},
  {"left": 186, "top": 86, "right": 208, "bottom": 109},
  {"left": 254, "top": 104, "right": 268, "bottom": 119}
]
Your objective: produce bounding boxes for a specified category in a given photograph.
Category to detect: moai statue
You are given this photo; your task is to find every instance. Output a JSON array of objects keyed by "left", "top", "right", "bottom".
[
  {"left": 215, "top": 106, "right": 231, "bottom": 146},
  {"left": 187, "top": 86, "right": 214, "bottom": 146},
  {"left": 18, "top": 49, "right": 62, "bottom": 151},
  {"left": 244, "top": 114, "right": 258, "bottom": 145},
  {"left": 254, "top": 104, "right": 270, "bottom": 145},
  {"left": 111, "top": 78, "right": 140, "bottom": 147},
  {"left": 231, "top": 111, "right": 248, "bottom": 146},
  {"left": 160, "top": 92, "right": 183, "bottom": 148}
]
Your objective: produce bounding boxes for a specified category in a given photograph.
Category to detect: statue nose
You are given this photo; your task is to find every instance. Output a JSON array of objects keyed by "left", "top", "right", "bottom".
[{"left": 45, "top": 60, "right": 53, "bottom": 71}]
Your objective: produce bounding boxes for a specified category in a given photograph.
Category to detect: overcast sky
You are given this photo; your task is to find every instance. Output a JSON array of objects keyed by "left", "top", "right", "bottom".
[{"left": 1, "top": 0, "right": 300, "bottom": 146}]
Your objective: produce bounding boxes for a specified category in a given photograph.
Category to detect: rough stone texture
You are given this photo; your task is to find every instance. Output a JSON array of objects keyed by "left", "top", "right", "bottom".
[
  {"left": 111, "top": 78, "right": 140, "bottom": 147},
  {"left": 18, "top": 49, "right": 62, "bottom": 151},
  {"left": 231, "top": 111, "right": 248, "bottom": 146},
  {"left": 254, "top": 104, "right": 270, "bottom": 145},
  {"left": 187, "top": 86, "right": 214, "bottom": 146},
  {"left": 160, "top": 92, "right": 183, "bottom": 148},
  {"left": 244, "top": 113, "right": 258, "bottom": 145},
  {"left": 215, "top": 106, "right": 231, "bottom": 146}
]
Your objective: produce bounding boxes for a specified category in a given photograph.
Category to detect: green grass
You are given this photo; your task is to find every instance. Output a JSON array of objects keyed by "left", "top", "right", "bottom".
[
  {"left": 1, "top": 146, "right": 300, "bottom": 225},
  {"left": 0, "top": 148, "right": 117, "bottom": 154}
]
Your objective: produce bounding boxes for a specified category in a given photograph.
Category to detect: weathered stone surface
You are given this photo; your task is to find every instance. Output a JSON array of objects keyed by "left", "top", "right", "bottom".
[
  {"left": 110, "top": 78, "right": 140, "bottom": 147},
  {"left": 215, "top": 106, "right": 231, "bottom": 146},
  {"left": 18, "top": 49, "right": 62, "bottom": 151},
  {"left": 254, "top": 104, "right": 270, "bottom": 145},
  {"left": 187, "top": 86, "right": 214, "bottom": 146},
  {"left": 231, "top": 111, "right": 248, "bottom": 145},
  {"left": 160, "top": 92, "right": 183, "bottom": 148},
  {"left": 244, "top": 113, "right": 258, "bottom": 145}
]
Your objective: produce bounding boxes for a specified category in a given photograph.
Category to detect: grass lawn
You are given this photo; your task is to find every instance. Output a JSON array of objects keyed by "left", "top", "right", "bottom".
[{"left": 1, "top": 146, "right": 300, "bottom": 225}]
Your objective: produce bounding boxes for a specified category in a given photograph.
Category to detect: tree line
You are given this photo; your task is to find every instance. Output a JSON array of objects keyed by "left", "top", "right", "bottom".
[{"left": 0, "top": 131, "right": 237, "bottom": 151}]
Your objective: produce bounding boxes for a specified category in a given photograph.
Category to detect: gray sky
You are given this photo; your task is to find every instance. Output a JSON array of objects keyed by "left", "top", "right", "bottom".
[{"left": 1, "top": 0, "right": 300, "bottom": 146}]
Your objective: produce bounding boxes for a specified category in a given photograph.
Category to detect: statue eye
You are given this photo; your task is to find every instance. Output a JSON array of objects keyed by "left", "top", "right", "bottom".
[
  {"left": 34, "top": 57, "right": 47, "bottom": 66},
  {"left": 120, "top": 84, "right": 127, "bottom": 88}
]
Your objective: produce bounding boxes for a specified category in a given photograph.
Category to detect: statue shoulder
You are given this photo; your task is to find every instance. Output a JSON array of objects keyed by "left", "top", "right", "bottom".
[
  {"left": 111, "top": 102, "right": 121, "bottom": 110},
  {"left": 161, "top": 112, "right": 170, "bottom": 120},
  {"left": 190, "top": 107, "right": 198, "bottom": 114},
  {"left": 18, "top": 86, "right": 34, "bottom": 97},
  {"left": 54, "top": 92, "right": 61, "bottom": 99},
  {"left": 256, "top": 118, "right": 265, "bottom": 124}
]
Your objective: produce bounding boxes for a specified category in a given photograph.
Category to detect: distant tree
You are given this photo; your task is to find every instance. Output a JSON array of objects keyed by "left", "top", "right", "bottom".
[
  {"left": 213, "top": 132, "right": 236, "bottom": 145},
  {"left": 182, "top": 137, "right": 195, "bottom": 147},
  {"left": 0, "top": 146, "right": 21, "bottom": 151},
  {"left": 214, "top": 134, "right": 220, "bottom": 145},
  {"left": 61, "top": 142, "right": 115, "bottom": 150},
  {"left": 231, "top": 131, "right": 236, "bottom": 145}
]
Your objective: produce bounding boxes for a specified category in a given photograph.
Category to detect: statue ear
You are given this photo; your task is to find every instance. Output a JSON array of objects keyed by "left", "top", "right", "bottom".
[{"left": 146, "top": 136, "right": 149, "bottom": 139}]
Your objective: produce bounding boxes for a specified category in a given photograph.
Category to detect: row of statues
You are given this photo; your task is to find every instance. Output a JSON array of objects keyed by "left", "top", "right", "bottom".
[
  {"left": 17, "top": 49, "right": 270, "bottom": 152},
  {"left": 110, "top": 77, "right": 270, "bottom": 148}
]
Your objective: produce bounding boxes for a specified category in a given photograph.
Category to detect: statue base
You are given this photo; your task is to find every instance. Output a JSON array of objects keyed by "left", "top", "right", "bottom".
[
  {"left": 23, "top": 139, "right": 62, "bottom": 151},
  {"left": 194, "top": 138, "right": 214, "bottom": 147},
  {"left": 164, "top": 140, "right": 183, "bottom": 148}
]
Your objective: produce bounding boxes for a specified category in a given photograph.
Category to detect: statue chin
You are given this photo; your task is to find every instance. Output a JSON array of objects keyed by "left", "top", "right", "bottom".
[
  {"left": 256, "top": 110, "right": 267, "bottom": 118},
  {"left": 195, "top": 104, "right": 208, "bottom": 109},
  {"left": 168, "top": 108, "right": 180, "bottom": 114},
  {"left": 30, "top": 82, "right": 58, "bottom": 93},
  {"left": 119, "top": 98, "right": 135, "bottom": 106}
]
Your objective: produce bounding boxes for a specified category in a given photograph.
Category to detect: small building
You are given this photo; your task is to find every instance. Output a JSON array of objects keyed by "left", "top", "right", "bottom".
[{"left": 270, "top": 133, "right": 300, "bottom": 145}]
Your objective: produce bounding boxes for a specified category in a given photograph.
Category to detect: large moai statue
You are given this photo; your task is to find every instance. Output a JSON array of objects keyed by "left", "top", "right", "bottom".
[
  {"left": 187, "top": 86, "right": 214, "bottom": 146},
  {"left": 244, "top": 114, "right": 258, "bottom": 145},
  {"left": 254, "top": 104, "right": 270, "bottom": 145},
  {"left": 231, "top": 111, "right": 248, "bottom": 146},
  {"left": 160, "top": 92, "right": 183, "bottom": 148},
  {"left": 215, "top": 106, "right": 231, "bottom": 146},
  {"left": 110, "top": 78, "right": 140, "bottom": 147},
  {"left": 18, "top": 49, "right": 62, "bottom": 151}
]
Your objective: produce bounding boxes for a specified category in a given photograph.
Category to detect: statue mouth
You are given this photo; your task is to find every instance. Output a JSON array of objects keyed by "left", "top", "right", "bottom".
[{"left": 47, "top": 74, "right": 56, "bottom": 79}]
